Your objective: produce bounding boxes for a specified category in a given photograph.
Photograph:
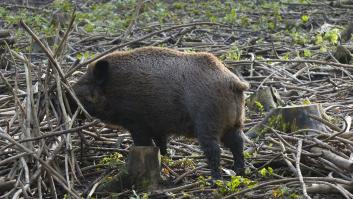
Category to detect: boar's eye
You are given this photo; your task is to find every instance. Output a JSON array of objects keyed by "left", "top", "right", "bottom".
[
  {"left": 85, "top": 92, "right": 95, "bottom": 103},
  {"left": 85, "top": 89, "right": 100, "bottom": 104},
  {"left": 93, "top": 59, "right": 109, "bottom": 85}
]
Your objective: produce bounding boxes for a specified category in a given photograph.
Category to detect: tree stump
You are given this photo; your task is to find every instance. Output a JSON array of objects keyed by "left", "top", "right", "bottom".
[
  {"left": 127, "top": 146, "right": 161, "bottom": 189},
  {"left": 0, "top": 31, "right": 10, "bottom": 39},
  {"left": 333, "top": 45, "right": 352, "bottom": 64},
  {"left": 0, "top": 178, "right": 15, "bottom": 194},
  {"left": 0, "top": 30, "right": 15, "bottom": 46},
  {"left": 31, "top": 37, "right": 55, "bottom": 53},
  {"left": 51, "top": 10, "right": 70, "bottom": 28},
  {"left": 0, "top": 30, "right": 15, "bottom": 70},
  {"left": 247, "top": 104, "right": 327, "bottom": 138},
  {"left": 247, "top": 87, "right": 283, "bottom": 112},
  {"left": 97, "top": 146, "right": 161, "bottom": 192},
  {"left": 311, "top": 147, "right": 353, "bottom": 172},
  {"left": 340, "top": 22, "right": 353, "bottom": 42}
]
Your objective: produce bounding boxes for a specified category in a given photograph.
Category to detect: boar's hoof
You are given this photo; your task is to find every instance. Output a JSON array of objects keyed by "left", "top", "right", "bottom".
[
  {"left": 211, "top": 169, "right": 222, "bottom": 180},
  {"left": 234, "top": 166, "right": 245, "bottom": 176},
  {"left": 234, "top": 159, "right": 245, "bottom": 176}
]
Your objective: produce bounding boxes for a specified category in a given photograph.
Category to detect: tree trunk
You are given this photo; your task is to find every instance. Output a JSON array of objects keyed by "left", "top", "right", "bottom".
[
  {"left": 127, "top": 146, "right": 161, "bottom": 189},
  {"left": 97, "top": 146, "right": 161, "bottom": 192},
  {"left": 247, "top": 87, "right": 283, "bottom": 112},
  {"left": 247, "top": 104, "right": 327, "bottom": 138}
]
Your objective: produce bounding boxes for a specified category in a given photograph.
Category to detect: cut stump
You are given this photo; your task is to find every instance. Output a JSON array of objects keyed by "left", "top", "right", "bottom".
[
  {"left": 333, "top": 45, "right": 352, "bottom": 64},
  {"left": 247, "top": 104, "right": 327, "bottom": 138},
  {"left": 127, "top": 146, "right": 161, "bottom": 189},
  {"left": 0, "top": 178, "right": 15, "bottom": 194},
  {"left": 97, "top": 146, "right": 161, "bottom": 192},
  {"left": 247, "top": 87, "right": 283, "bottom": 112},
  {"left": 340, "top": 22, "right": 353, "bottom": 42},
  {"left": 311, "top": 147, "right": 353, "bottom": 172},
  {"left": 0, "top": 30, "right": 15, "bottom": 46}
]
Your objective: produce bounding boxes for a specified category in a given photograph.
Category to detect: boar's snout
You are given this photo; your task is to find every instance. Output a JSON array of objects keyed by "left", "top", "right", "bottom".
[{"left": 70, "top": 62, "right": 109, "bottom": 117}]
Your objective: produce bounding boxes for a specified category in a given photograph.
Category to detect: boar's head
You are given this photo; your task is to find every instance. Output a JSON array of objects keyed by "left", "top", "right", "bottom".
[{"left": 71, "top": 59, "right": 109, "bottom": 117}]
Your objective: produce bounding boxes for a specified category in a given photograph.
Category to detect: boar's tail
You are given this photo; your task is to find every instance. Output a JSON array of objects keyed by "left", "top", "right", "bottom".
[{"left": 231, "top": 79, "right": 250, "bottom": 92}]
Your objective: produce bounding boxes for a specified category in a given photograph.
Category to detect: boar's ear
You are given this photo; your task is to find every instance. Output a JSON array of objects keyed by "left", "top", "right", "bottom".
[{"left": 93, "top": 59, "right": 109, "bottom": 85}]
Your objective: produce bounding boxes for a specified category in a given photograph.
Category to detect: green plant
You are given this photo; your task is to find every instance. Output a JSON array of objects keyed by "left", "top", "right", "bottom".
[
  {"left": 162, "top": 156, "right": 195, "bottom": 169},
  {"left": 282, "top": 52, "right": 290, "bottom": 60},
  {"left": 215, "top": 176, "right": 256, "bottom": 195},
  {"left": 224, "top": 9, "right": 237, "bottom": 23},
  {"left": 221, "top": 45, "right": 242, "bottom": 61},
  {"left": 129, "top": 190, "right": 149, "bottom": 199},
  {"left": 183, "top": 48, "right": 195, "bottom": 53},
  {"left": 259, "top": 167, "right": 273, "bottom": 177},
  {"left": 84, "top": 22, "right": 95, "bottom": 33},
  {"left": 205, "top": 10, "right": 218, "bottom": 23},
  {"left": 76, "top": 51, "right": 95, "bottom": 60},
  {"left": 324, "top": 28, "right": 340, "bottom": 44},
  {"left": 173, "top": 2, "right": 186, "bottom": 9},
  {"left": 175, "top": 158, "right": 195, "bottom": 169},
  {"left": 243, "top": 151, "right": 252, "bottom": 159},
  {"left": 254, "top": 100, "right": 265, "bottom": 113},
  {"left": 268, "top": 114, "right": 291, "bottom": 132},
  {"left": 303, "top": 49, "right": 312, "bottom": 57},
  {"left": 197, "top": 175, "right": 211, "bottom": 187},
  {"left": 268, "top": 21, "right": 276, "bottom": 31},
  {"left": 302, "top": 98, "right": 311, "bottom": 105},
  {"left": 240, "top": 16, "right": 250, "bottom": 27},
  {"left": 299, "top": 0, "right": 312, "bottom": 4},
  {"left": 301, "top": 15, "right": 309, "bottom": 23},
  {"left": 314, "top": 34, "right": 323, "bottom": 44},
  {"left": 161, "top": 156, "right": 173, "bottom": 166},
  {"left": 0, "top": 7, "right": 8, "bottom": 18},
  {"left": 52, "top": 0, "right": 74, "bottom": 12},
  {"left": 99, "top": 152, "right": 125, "bottom": 168},
  {"left": 272, "top": 186, "right": 300, "bottom": 199},
  {"left": 290, "top": 31, "right": 308, "bottom": 45},
  {"left": 75, "top": 1, "right": 133, "bottom": 33}
]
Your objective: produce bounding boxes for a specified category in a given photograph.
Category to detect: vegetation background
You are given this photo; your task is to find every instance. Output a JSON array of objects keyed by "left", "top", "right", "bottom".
[{"left": 0, "top": 0, "right": 352, "bottom": 198}]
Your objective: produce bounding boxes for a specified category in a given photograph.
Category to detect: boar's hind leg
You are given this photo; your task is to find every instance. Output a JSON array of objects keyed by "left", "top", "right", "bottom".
[
  {"left": 221, "top": 128, "right": 245, "bottom": 176},
  {"left": 153, "top": 136, "right": 167, "bottom": 155},
  {"left": 195, "top": 123, "right": 222, "bottom": 179}
]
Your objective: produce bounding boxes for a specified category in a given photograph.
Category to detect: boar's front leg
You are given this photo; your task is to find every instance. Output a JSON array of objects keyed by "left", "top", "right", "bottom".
[
  {"left": 153, "top": 136, "right": 167, "bottom": 155},
  {"left": 129, "top": 126, "right": 153, "bottom": 147},
  {"left": 195, "top": 121, "right": 222, "bottom": 179},
  {"left": 221, "top": 127, "right": 245, "bottom": 175}
]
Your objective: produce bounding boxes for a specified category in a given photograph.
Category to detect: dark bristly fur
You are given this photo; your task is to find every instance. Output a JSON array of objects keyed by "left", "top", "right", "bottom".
[{"left": 71, "top": 47, "right": 249, "bottom": 179}]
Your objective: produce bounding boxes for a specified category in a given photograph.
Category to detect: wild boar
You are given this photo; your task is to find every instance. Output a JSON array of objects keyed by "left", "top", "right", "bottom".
[{"left": 71, "top": 47, "right": 249, "bottom": 179}]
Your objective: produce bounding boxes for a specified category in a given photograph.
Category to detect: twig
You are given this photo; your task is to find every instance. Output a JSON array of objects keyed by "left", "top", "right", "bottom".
[
  {"left": 18, "top": 120, "right": 98, "bottom": 143},
  {"left": 309, "top": 114, "right": 345, "bottom": 132},
  {"left": 173, "top": 165, "right": 206, "bottom": 184},
  {"left": 224, "top": 177, "right": 353, "bottom": 198},
  {"left": 230, "top": 59, "right": 353, "bottom": 69},
  {"left": 54, "top": 9, "right": 76, "bottom": 58},
  {"left": 0, "top": 130, "right": 81, "bottom": 199},
  {"left": 296, "top": 139, "right": 311, "bottom": 199},
  {"left": 0, "top": 71, "right": 25, "bottom": 115},
  {"left": 0, "top": 3, "right": 50, "bottom": 12},
  {"left": 67, "top": 22, "right": 222, "bottom": 76},
  {"left": 19, "top": 20, "right": 66, "bottom": 81},
  {"left": 121, "top": 0, "right": 144, "bottom": 40}
]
